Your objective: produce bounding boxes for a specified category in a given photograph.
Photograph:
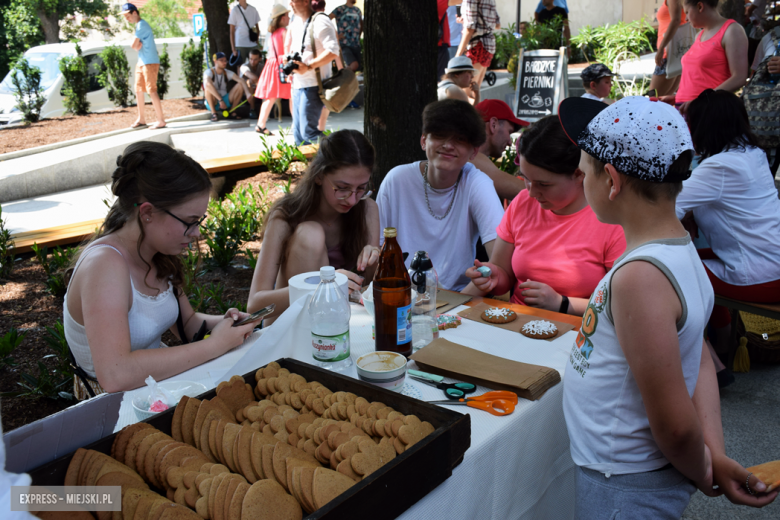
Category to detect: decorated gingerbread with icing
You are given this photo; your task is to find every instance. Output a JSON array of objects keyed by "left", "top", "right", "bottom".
[
  {"left": 480, "top": 307, "right": 518, "bottom": 324},
  {"left": 520, "top": 320, "right": 558, "bottom": 339}
]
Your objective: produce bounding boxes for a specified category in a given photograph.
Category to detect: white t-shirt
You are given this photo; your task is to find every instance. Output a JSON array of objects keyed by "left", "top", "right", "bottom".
[
  {"left": 675, "top": 146, "right": 780, "bottom": 286},
  {"left": 751, "top": 27, "right": 779, "bottom": 71},
  {"left": 376, "top": 161, "right": 504, "bottom": 291},
  {"left": 581, "top": 92, "right": 603, "bottom": 102},
  {"left": 228, "top": 3, "right": 261, "bottom": 48},
  {"left": 563, "top": 236, "right": 713, "bottom": 476},
  {"left": 288, "top": 12, "right": 339, "bottom": 89},
  {"left": 203, "top": 68, "right": 238, "bottom": 97},
  {"left": 240, "top": 60, "right": 262, "bottom": 80}
]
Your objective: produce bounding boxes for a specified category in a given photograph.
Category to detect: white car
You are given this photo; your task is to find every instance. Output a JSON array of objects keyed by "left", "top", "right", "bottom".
[{"left": 0, "top": 37, "right": 201, "bottom": 124}]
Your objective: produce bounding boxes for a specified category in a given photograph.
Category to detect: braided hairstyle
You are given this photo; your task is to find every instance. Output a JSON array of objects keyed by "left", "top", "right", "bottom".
[{"left": 74, "top": 141, "right": 211, "bottom": 293}]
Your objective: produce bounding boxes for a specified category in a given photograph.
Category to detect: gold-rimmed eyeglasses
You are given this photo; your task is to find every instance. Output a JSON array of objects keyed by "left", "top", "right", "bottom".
[{"left": 325, "top": 177, "right": 372, "bottom": 201}]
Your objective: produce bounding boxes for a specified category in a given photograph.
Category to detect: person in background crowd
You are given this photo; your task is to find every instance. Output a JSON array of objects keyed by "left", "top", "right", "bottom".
[
  {"left": 204, "top": 52, "right": 255, "bottom": 122},
  {"left": 518, "top": 20, "right": 529, "bottom": 36},
  {"left": 437, "top": 0, "right": 452, "bottom": 80},
  {"left": 559, "top": 95, "right": 778, "bottom": 519},
  {"left": 666, "top": 0, "right": 748, "bottom": 114},
  {"left": 676, "top": 89, "right": 780, "bottom": 386},
  {"left": 447, "top": 4, "right": 463, "bottom": 60},
  {"left": 122, "top": 3, "right": 166, "bottom": 130},
  {"left": 288, "top": 0, "right": 339, "bottom": 145},
  {"left": 312, "top": 0, "right": 342, "bottom": 132},
  {"left": 229, "top": 0, "right": 262, "bottom": 66},
  {"left": 472, "top": 99, "right": 528, "bottom": 202},
  {"left": 751, "top": 23, "right": 780, "bottom": 73},
  {"left": 649, "top": 0, "right": 687, "bottom": 97},
  {"left": 580, "top": 63, "right": 614, "bottom": 103},
  {"left": 534, "top": 0, "right": 568, "bottom": 22},
  {"left": 63, "top": 142, "right": 257, "bottom": 397},
  {"left": 438, "top": 56, "right": 480, "bottom": 104},
  {"left": 456, "top": 0, "right": 500, "bottom": 100},
  {"left": 239, "top": 48, "right": 263, "bottom": 118},
  {"left": 463, "top": 115, "right": 625, "bottom": 315},
  {"left": 330, "top": 0, "right": 363, "bottom": 72},
  {"left": 247, "top": 130, "right": 380, "bottom": 324},
  {"left": 255, "top": 4, "right": 292, "bottom": 135},
  {"left": 745, "top": 0, "right": 768, "bottom": 65},
  {"left": 537, "top": 0, "right": 570, "bottom": 51},
  {"left": 376, "top": 99, "right": 504, "bottom": 291}
]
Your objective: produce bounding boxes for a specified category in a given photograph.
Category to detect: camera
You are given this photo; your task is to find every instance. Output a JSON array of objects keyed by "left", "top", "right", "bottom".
[{"left": 282, "top": 52, "right": 302, "bottom": 76}]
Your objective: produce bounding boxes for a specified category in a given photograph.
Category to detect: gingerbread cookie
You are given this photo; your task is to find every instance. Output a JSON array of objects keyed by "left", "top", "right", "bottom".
[
  {"left": 437, "top": 314, "right": 462, "bottom": 330},
  {"left": 480, "top": 307, "right": 517, "bottom": 324},
  {"left": 519, "top": 319, "right": 558, "bottom": 339}
]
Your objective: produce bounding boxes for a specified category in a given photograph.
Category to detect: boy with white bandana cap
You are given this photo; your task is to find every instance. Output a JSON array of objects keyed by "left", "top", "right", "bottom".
[{"left": 558, "top": 96, "right": 778, "bottom": 518}]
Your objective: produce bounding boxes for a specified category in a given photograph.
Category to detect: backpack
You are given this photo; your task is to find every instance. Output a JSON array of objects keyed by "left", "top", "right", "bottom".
[{"left": 743, "top": 27, "right": 780, "bottom": 150}]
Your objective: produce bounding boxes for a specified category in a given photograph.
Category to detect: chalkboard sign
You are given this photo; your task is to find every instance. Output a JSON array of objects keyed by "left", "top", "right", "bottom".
[{"left": 513, "top": 48, "right": 569, "bottom": 123}]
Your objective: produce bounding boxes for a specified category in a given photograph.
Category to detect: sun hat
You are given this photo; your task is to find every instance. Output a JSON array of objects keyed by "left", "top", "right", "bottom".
[
  {"left": 269, "top": 3, "right": 290, "bottom": 20},
  {"left": 445, "top": 56, "right": 476, "bottom": 74},
  {"left": 120, "top": 3, "right": 138, "bottom": 14},
  {"left": 580, "top": 63, "right": 614, "bottom": 84},
  {"left": 476, "top": 99, "right": 529, "bottom": 131},
  {"left": 558, "top": 96, "right": 693, "bottom": 183}
]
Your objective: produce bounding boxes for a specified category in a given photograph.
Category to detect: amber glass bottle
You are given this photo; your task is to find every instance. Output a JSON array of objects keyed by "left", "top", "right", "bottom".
[{"left": 373, "top": 228, "right": 413, "bottom": 357}]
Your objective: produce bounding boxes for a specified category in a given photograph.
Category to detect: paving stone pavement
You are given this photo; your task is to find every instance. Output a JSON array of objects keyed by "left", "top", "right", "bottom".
[{"left": 682, "top": 363, "right": 780, "bottom": 519}]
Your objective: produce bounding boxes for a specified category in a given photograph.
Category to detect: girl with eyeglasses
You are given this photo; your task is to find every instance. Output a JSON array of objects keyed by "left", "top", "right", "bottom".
[
  {"left": 247, "top": 129, "right": 380, "bottom": 324},
  {"left": 63, "top": 141, "right": 258, "bottom": 398}
]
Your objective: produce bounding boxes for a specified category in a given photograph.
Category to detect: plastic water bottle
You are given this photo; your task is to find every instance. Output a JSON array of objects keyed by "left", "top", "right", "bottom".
[
  {"left": 309, "top": 266, "right": 353, "bottom": 371},
  {"left": 409, "top": 251, "right": 438, "bottom": 352},
  {"left": 770, "top": 41, "right": 780, "bottom": 84}
]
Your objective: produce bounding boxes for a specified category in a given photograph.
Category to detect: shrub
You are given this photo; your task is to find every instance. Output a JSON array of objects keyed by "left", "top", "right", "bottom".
[
  {"left": 59, "top": 43, "right": 90, "bottom": 115},
  {"left": 157, "top": 43, "right": 171, "bottom": 99},
  {"left": 10, "top": 56, "right": 46, "bottom": 123},
  {"left": 258, "top": 130, "right": 308, "bottom": 174},
  {"left": 31, "top": 243, "right": 78, "bottom": 298},
  {"left": 493, "top": 23, "right": 521, "bottom": 70},
  {"left": 203, "top": 187, "right": 267, "bottom": 270},
  {"left": 142, "top": 0, "right": 191, "bottom": 38},
  {"left": 181, "top": 37, "right": 205, "bottom": 98},
  {"left": 45, "top": 320, "right": 75, "bottom": 385},
  {"left": 97, "top": 44, "right": 133, "bottom": 107},
  {"left": 520, "top": 17, "right": 567, "bottom": 52},
  {"left": 0, "top": 205, "right": 15, "bottom": 279},
  {"left": 0, "top": 328, "right": 24, "bottom": 368},
  {"left": 571, "top": 19, "right": 655, "bottom": 69},
  {"left": 6, "top": 361, "right": 74, "bottom": 401}
]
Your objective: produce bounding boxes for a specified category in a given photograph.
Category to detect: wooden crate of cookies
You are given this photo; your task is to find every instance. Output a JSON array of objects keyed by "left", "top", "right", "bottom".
[{"left": 27, "top": 358, "right": 470, "bottom": 520}]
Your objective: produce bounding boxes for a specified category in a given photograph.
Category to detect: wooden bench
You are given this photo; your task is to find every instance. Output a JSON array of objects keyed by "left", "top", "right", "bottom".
[
  {"left": 715, "top": 296, "right": 780, "bottom": 368},
  {"left": 9, "top": 147, "right": 319, "bottom": 253}
]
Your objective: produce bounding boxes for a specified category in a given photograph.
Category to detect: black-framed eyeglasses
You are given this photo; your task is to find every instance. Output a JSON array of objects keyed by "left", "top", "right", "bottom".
[
  {"left": 162, "top": 209, "right": 207, "bottom": 236},
  {"left": 325, "top": 177, "right": 372, "bottom": 201}
]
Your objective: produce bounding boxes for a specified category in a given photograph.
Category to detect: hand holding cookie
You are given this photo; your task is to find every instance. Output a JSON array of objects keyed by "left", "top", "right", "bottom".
[
  {"left": 711, "top": 453, "right": 779, "bottom": 507},
  {"left": 518, "top": 280, "right": 560, "bottom": 311}
]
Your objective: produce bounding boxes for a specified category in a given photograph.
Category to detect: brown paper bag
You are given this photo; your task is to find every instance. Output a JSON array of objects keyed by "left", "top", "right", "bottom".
[
  {"left": 436, "top": 290, "right": 473, "bottom": 314},
  {"left": 410, "top": 338, "right": 561, "bottom": 401},
  {"left": 458, "top": 303, "right": 575, "bottom": 341}
]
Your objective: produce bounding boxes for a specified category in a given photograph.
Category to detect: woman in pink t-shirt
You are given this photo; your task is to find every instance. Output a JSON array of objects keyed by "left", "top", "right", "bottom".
[
  {"left": 666, "top": 0, "right": 748, "bottom": 114},
  {"left": 463, "top": 116, "right": 625, "bottom": 315}
]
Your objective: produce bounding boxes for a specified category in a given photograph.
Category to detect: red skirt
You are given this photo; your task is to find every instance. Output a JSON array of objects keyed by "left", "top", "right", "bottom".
[{"left": 255, "top": 56, "right": 292, "bottom": 100}]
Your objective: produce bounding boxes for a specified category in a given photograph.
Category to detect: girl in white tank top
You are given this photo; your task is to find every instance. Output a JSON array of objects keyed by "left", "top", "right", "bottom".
[{"left": 64, "top": 141, "right": 260, "bottom": 398}]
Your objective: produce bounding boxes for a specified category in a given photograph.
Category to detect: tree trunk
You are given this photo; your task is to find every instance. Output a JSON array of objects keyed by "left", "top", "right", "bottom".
[
  {"left": 37, "top": 8, "right": 59, "bottom": 44},
  {"left": 364, "top": 0, "right": 438, "bottom": 189},
  {"left": 201, "top": 0, "right": 231, "bottom": 65},
  {"left": 718, "top": 0, "right": 744, "bottom": 25}
]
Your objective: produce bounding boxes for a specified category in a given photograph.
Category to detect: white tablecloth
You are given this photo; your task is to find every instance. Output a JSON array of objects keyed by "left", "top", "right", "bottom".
[{"left": 116, "top": 297, "right": 576, "bottom": 519}]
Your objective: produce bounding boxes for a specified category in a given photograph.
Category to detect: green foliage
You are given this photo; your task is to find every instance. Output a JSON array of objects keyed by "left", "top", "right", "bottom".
[
  {"left": 0, "top": 0, "right": 45, "bottom": 79},
  {"left": 31, "top": 243, "right": 77, "bottom": 297},
  {"left": 204, "top": 282, "right": 246, "bottom": 314},
  {"left": 258, "top": 130, "right": 307, "bottom": 174},
  {"left": 519, "top": 17, "right": 566, "bottom": 52},
  {"left": 203, "top": 187, "right": 267, "bottom": 270},
  {"left": 571, "top": 19, "right": 655, "bottom": 69},
  {"left": 157, "top": 43, "right": 171, "bottom": 99},
  {"left": 59, "top": 43, "right": 90, "bottom": 115},
  {"left": 244, "top": 248, "right": 257, "bottom": 270},
  {"left": 275, "top": 176, "right": 293, "bottom": 195},
  {"left": 97, "top": 44, "right": 133, "bottom": 108},
  {"left": 181, "top": 37, "right": 205, "bottom": 97},
  {"left": 5, "top": 360, "right": 74, "bottom": 401},
  {"left": 181, "top": 248, "right": 207, "bottom": 311},
  {"left": 493, "top": 23, "right": 521, "bottom": 70},
  {"left": 61, "top": 11, "right": 117, "bottom": 42},
  {"left": 11, "top": 56, "right": 46, "bottom": 122},
  {"left": 0, "top": 205, "right": 15, "bottom": 279},
  {"left": 140, "top": 0, "right": 191, "bottom": 38},
  {"left": 45, "top": 320, "right": 75, "bottom": 383},
  {"left": 0, "top": 328, "right": 25, "bottom": 368}
]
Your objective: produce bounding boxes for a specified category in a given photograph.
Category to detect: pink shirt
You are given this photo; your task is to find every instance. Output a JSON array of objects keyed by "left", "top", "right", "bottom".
[
  {"left": 676, "top": 19, "right": 736, "bottom": 103},
  {"left": 496, "top": 190, "right": 626, "bottom": 306}
]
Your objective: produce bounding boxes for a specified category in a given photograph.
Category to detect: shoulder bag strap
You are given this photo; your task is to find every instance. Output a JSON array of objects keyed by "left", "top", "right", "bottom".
[
  {"left": 271, "top": 30, "right": 279, "bottom": 59},
  {"left": 311, "top": 12, "right": 345, "bottom": 96},
  {"left": 237, "top": 4, "right": 254, "bottom": 33}
]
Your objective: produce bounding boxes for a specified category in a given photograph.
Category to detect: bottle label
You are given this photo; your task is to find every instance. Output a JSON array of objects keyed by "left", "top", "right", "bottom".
[
  {"left": 312, "top": 331, "right": 350, "bottom": 361},
  {"left": 396, "top": 303, "right": 412, "bottom": 346}
]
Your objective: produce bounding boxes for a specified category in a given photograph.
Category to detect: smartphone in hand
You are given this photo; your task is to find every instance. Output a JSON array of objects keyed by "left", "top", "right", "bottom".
[{"left": 232, "top": 304, "right": 275, "bottom": 327}]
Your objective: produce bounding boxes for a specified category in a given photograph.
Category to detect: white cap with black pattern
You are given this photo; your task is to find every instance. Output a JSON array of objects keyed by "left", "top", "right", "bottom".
[{"left": 558, "top": 96, "right": 694, "bottom": 183}]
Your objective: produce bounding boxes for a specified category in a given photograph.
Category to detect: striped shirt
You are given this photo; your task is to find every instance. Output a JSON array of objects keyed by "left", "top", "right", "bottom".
[{"left": 462, "top": 0, "right": 500, "bottom": 54}]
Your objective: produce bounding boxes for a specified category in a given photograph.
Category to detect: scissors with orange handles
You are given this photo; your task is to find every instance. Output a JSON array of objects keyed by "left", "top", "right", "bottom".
[{"left": 427, "top": 391, "right": 518, "bottom": 416}]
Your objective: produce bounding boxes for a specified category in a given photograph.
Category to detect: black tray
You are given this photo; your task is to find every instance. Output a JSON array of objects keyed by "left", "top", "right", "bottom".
[{"left": 28, "top": 358, "right": 471, "bottom": 519}]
